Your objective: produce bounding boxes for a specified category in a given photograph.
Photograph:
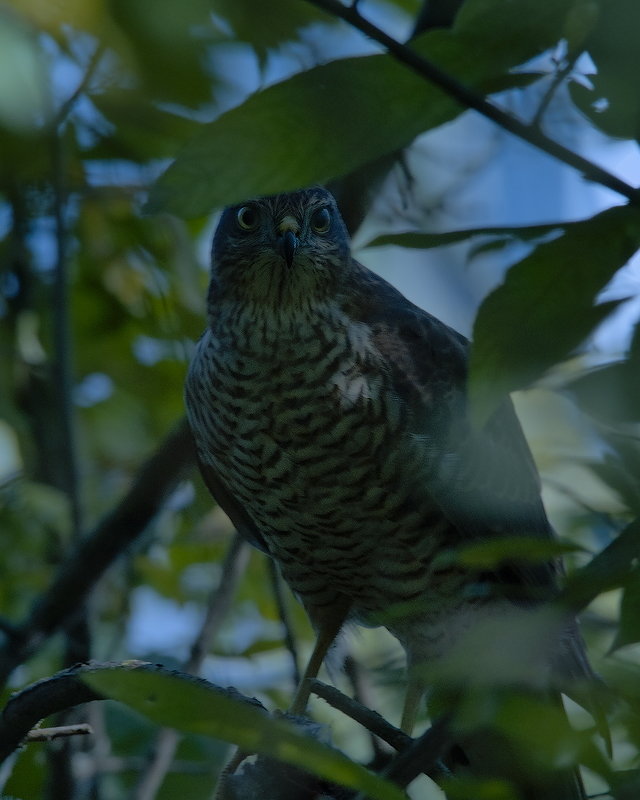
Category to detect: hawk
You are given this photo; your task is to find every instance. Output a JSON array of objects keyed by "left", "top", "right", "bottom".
[{"left": 186, "top": 186, "right": 594, "bottom": 798}]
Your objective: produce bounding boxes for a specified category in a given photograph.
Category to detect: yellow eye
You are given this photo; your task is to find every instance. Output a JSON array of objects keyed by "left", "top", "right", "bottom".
[
  {"left": 310, "top": 207, "right": 331, "bottom": 234},
  {"left": 236, "top": 206, "right": 258, "bottom": 231}
]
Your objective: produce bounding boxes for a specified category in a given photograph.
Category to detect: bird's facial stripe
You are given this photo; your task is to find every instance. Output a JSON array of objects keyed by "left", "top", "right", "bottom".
[{"left": 278, "top": 215, "right": 300, "bottom": 235}]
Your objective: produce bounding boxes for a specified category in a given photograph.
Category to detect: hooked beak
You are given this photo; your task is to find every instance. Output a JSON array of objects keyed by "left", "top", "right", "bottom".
[{"left": 277, "top": 216, "right": 299, "bottom": 268}]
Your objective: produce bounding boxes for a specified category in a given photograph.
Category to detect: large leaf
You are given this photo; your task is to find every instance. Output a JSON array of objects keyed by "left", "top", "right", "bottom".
[
  {"left": 82, "top": 665, "right": 404, "bottom": 800},
  {"left": 468, "top": 205, "right": 640, "bottom": 424},
  {"left": 148, "top": 0, "right": 579, "bottom": 216}
]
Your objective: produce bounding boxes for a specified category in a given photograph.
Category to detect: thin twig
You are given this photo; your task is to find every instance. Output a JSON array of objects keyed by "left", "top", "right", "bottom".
[
  {"left": 49, "top": 110, "right": 90, "bottom": 800},
  {"left": 310, "top": 680, "right": 451, "bottom": 790},
  {"left": 268, "top": 559, "right": 301, "bottom": 686},
  {"left": 187, "top": 533, "right": 249, "bottom": 674},
  {"left": 25, "top": 724, "right": 93, "bottom": 743},
  {"left": 50, "top": 123, "right": 82, "bottom": 540},
  {"left": 305, "top": 0, "right": 640, "bottom": 206},
  {"left": 55, "top": 41, "right": 105, "bottom": 127},
  {"left": 134, "top": 533, "right": 250, "bottom": 800},
  {"left": 47, "top": 39, "right": 107, "bottom": 539},
  {"left": 531, "top": 51, "right": 582, "bottom": 129},
  {"left": 343, "top": 656, "right": 385, "bottom": 761},
  {"left": 134, "top": 729, "right": 181, "bottom": 800},
  {"left": 309, "top": 679, "right": 411, "bottom": 753}
]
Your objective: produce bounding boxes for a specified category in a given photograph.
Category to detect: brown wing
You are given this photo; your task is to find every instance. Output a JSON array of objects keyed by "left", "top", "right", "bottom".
[{"left": 346, "top": 259, "right": 558, "bottom": 592}]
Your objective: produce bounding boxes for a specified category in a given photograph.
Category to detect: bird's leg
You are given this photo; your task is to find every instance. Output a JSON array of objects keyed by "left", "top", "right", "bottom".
[{"left": 289, "top": 596, "right": 352, "bottom": 716}]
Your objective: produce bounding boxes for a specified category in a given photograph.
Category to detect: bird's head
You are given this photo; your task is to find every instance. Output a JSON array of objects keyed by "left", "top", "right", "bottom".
[{"left": 208, "top": 187, "right": 352, "bottom": 313}]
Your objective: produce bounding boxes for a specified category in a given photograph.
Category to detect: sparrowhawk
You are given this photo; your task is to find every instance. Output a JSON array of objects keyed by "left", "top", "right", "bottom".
[{"left": 185, "top": 186, "right": 595, "bottom": 798}]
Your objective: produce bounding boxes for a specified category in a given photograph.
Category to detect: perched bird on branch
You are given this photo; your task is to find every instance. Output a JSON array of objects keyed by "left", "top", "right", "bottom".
[{"left": 186, "top": 186, "right": 596, "bottom": 799}]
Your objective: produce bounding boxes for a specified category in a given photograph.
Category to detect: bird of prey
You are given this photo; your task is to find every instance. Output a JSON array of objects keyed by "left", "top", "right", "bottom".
[{"left": 185, "top": 186, "right": 595, "bottom": 798}]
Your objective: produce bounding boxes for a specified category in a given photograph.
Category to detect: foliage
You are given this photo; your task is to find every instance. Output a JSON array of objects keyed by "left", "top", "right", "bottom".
[
  {"left": 1, "top": 0, "right": 640, "bottom": 799},
  {"left": 82, "top": 665, "right": 404, "bottom": 800}
]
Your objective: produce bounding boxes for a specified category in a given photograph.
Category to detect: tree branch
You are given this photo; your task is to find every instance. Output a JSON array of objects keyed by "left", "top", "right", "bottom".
[
  {"left": 377, "top": 714, "right": 453, "bottom": 791},
  {"left": 309, "top": 679, "right": 411, "bottom": 753},
  {"left": 268, "top": 558, "right": 301, "bottom": 687},
  {"left": 134, "top": 533, "right": 250, "bottom": 800},
  {"left": 0, "top": 418, "right": 195, "bottom": 690},
  {"left": 306, "top": 0, "right": 640, "bottom": 206},
  {"left": 311, "top": 679, "right": 453, "bottom": 796},
  {"left": 50, "top": 113, "right": 82, "bottom": 541},
  {"left": 531, "top": 50, "right": 582, "bottom": 129},
  {"left": 186, "top": 533, "right": 249, "bottom": 675},
  {"left": 25, "top": 724, "right": 93, "bottom": 743},
  {"left": 55, "top": 41, "right": 105, "bottom": 128}
]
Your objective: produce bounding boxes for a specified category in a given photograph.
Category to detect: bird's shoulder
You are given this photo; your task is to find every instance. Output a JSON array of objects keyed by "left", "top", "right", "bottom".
[{"left": 343, "top": 258, "right": 468, "bottom": 411}]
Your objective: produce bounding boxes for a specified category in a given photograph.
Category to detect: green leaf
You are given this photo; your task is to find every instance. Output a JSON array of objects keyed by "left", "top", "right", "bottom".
[
  {"left": 611, "top": 568, "right": 640, "bottom": 652},
  {"left": 561, "top": 517, "right": 640, "bottom": 613},
  {"left": 587, "top": 446, "right": 640, "bottom": 517},
  {"left": 566, "top": 361, "right": 640, "bottom": 424},
  {"left": 148, "top": 0, "right": 579, "bottom": 216},
  {"left": 82, "top": 665, "right": 404, "bottom": 800},
  {"left": 440, "top": 775, "right": 516, "bottom": 800},
  {"left": 451, "top": 536, "right": 583, "bottom": 570},
  {"left": 468, "top": 205, "right": 640, "bottom": 425}
]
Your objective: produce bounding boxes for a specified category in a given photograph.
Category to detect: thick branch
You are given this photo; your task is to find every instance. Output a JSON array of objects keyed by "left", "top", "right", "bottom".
[
  {"left": 0, "top": 419, "right": 195, "bottom": 689},
  {"left": 307, "top": 0, "right": 640, "bottom": 206}
]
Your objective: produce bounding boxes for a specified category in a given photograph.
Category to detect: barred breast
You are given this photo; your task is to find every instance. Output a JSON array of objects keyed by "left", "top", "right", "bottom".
[{"left": 185, "top": 311, "right": 455, "bottom": 631}]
